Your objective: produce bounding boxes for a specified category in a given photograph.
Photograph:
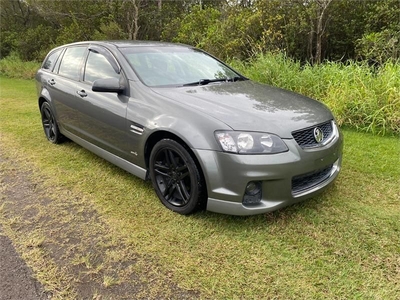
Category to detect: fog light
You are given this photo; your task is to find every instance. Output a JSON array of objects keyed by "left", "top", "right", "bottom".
[
  {"left": 245, "top": 181, "right": 261, "bottom": 195},
  {"left": 243, "top": 181, "right": 262, "bottom": 205}
]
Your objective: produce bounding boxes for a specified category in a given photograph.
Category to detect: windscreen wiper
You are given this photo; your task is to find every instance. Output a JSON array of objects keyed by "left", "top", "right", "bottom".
[
  {"left": 183, "top": 76, "right": 247, "bottom": 86},
  {"left": 183, "top": 78, "right": 227, "bottom": 86}
]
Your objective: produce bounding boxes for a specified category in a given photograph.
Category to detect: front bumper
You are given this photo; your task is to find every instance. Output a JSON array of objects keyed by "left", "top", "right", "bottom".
[{"left": 193, "top": 133, "right": 343, "bottom": 216}]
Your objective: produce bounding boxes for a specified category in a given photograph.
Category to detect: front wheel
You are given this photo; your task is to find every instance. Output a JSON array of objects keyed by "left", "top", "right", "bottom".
[
  {"left": 149, "top": 139, "right": 206, "bottom": 215},
  {"left": 40, "top": 102, "right": 64, "bottom": 144}
]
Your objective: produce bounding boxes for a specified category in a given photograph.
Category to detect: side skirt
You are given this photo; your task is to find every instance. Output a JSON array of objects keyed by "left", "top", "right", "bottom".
[{"left": 62, "top": 130, "right": 147, "bottom": 180}]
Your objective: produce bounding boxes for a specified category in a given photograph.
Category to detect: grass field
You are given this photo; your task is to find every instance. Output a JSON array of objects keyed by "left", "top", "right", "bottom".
[{"left": 1, "top": 77, "right": 399, "bottom": 299}]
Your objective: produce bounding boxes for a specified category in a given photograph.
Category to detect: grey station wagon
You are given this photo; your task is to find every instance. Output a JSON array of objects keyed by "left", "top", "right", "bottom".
[{"left": 36, "top": 41, "right": 343, "bottom": 215}]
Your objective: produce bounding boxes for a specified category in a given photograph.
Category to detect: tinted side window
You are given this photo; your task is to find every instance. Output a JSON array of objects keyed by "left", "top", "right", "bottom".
[
  {"left": 84, "top": 51, "right": 118, "bottom": 83},
  {"left": 42, "top": 49, "right": 62, "bottom": 72},
  {"left": 58, "top": 47, "right": 87, "bottom": 80}
]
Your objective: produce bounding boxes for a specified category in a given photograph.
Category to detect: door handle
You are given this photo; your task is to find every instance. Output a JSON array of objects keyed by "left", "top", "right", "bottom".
[
  {"left": 47, "top": 79, "right": 56, "bottom": 86},
  {"left": 77, "top": 90, "right": 87, "bottom": 97}
]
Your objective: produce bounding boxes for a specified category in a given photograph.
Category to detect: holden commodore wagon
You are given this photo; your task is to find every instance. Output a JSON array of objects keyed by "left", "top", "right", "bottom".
[{"left": 35, "top": 41, "right": 343, "bottom": 215}]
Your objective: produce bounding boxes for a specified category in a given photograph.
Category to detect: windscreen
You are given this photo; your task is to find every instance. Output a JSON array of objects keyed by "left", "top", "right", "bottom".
[{"left": 121, "top": 47, "right": 240, "bottom": 87}]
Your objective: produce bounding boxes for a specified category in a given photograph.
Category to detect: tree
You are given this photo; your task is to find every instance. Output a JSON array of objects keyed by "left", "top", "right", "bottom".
[
  {"left": 313, "top": 0, "right": 333, "bottom": 64},
  {"left": 1, "top": 0, "right": 399, "bottom": 63},
  {"left": 356, "top": 0, "right": 400, "bottom": 63},
  {"left": 122, "top": 0, "right": 141, "bottom": 40},
  {"left": 0, "top": 0, "right": 42, "bottom": 58}
]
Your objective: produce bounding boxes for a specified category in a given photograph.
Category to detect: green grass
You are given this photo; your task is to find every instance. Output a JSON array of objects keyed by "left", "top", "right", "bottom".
[
  {"left": 230, "top": 53, "right": 400, "bottom": 135},
  {"left": 0, "top": 53, "right": 41, "bottom": 80},
  {"left": 1, "top": 77, "right": 399, "bottom": 298}
]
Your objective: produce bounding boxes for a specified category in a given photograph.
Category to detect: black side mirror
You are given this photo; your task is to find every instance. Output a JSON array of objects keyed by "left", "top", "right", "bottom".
[{"left": 92, "top": 77, "right": 125, "bottom": 93}]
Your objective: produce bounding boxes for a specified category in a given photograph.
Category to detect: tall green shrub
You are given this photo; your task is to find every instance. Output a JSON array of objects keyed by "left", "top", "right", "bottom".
[
  {"left": 231, "top": 53, "right": 400, "bottom": 135},
  {"left": 0, "top": 53, "right": 41, "bottom": 79}
]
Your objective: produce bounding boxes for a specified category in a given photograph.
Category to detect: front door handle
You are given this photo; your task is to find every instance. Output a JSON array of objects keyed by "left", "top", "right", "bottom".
[
  {"left": 77, "top": 90, "right": 87, "bottom": 97},
  {"left": 48, "top": 79, "right": 56, "bottom": 86}
]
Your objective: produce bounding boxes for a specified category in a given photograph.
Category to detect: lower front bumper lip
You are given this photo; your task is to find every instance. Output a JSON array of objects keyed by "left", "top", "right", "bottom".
[
  {"left": 292, "top": 158, "right": 341, "bottom": 198},
  {"left": 206, "top": 157, "right": 341, "bottom": 216},
  {"left": 207, "top": 198, "right": 285, "bottom": 216}
]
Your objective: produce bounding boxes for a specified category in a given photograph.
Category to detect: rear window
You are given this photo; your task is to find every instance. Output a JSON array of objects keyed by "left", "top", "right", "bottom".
[{"left": 42, "top": 49, "right": 62, "bottom": 72}]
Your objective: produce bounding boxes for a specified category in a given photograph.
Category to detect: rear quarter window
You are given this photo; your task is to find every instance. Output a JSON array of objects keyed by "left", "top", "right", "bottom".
[{"left": 42, "top": 49, "right": 62, "bottom": 72}]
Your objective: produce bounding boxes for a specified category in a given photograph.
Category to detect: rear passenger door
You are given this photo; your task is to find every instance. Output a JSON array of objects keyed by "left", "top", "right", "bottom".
[
  {"left": 76, "top": 47, "right": 130, "bottom": 160},
  {"left": 50, "top": 46, "right": 87, "bottom": 136}
]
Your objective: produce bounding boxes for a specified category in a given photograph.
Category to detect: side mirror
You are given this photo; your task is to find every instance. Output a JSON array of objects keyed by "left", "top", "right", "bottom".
[{"left": 92, "top": 77, "right": 125, "bottom": 93}]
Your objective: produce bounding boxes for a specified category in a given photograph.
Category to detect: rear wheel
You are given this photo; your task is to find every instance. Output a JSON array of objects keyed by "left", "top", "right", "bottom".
[
  {"left": 40, "top": 102, "right": 64, "bottom": 144},
  {"left": 149, "top": 139, "right": 206, "bottom": 215}
]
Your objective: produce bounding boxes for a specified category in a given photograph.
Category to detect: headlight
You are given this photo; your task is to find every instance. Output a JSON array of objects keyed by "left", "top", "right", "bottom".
[
  {"left": 237, "top": 133, "right": 254, "bottom": 150},
  {"left": 215, "top": 131, "right": 288, "bottom": 154}
]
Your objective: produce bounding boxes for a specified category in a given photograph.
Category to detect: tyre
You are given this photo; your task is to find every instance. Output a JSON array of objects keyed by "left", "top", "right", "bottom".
[
  {"left": 149, "top": 139, "right": 206, "bottom": 215},
  {"left": 40, "top": 102, "right": 64, "bottom": 144}
]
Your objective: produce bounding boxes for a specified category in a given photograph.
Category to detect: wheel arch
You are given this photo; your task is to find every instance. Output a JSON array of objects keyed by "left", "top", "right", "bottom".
[
  {"left": 38, "top": 96, "right": 48, "bottom": 110},
  {"left": 144, "top": 130, "right": 208, "bottom": 198},
  {"left": 38, "top": 90, "right": 60, "bottom": 131},
  {"left": 38, "top": 87, "right": 51, "bottom": 110}
]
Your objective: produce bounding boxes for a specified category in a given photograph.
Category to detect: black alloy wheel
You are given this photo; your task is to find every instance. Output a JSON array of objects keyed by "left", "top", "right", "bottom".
[
  {"left": 40, "top": 102, "right": 63, "bottom": 144},
  {"left": 149, "top": 139, "right": 206, "bottom": 215}
]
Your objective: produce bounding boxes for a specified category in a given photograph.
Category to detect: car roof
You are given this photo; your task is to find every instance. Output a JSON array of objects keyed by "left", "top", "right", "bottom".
[{"left": 62, "top": 40, "right": 192, "bottom": 49}]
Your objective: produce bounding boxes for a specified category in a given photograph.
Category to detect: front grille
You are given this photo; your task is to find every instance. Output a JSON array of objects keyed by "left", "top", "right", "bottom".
[
  {"left": 292, "top": 120, "right": 333, "bottom": 148},
  {"left": 292, "top": 164, "right": 333, "bottom": 194}
]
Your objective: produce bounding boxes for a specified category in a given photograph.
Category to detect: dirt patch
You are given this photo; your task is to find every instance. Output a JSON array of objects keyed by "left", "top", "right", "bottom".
[
  {"left": 0, "top": 153, "right": 200, "bottom": 299},
  {"left": 0, "top": 225, "right": 49, "bottom": 300}
]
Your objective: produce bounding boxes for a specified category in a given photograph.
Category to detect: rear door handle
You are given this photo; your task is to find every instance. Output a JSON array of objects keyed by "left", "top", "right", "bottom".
[
  {"left": 47, "top": 79, "right": 56, "bottom": 86},
  {"left": 77, "top": 90, "right": 87, "bottom": 97}
]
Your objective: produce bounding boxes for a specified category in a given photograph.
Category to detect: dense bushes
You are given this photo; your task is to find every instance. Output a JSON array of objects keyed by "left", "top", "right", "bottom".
[
  {"left": 231, "top": 53, "right": 400, "bottom": 135},
  {"left": 1, "top": 52, "right": 398, "bottom": 135},
  {"left": 0, "top": 54, "right": 40, "bottom": 79}
]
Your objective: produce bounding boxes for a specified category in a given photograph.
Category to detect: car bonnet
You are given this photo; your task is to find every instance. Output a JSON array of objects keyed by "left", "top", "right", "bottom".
[{"left": 151, "top": 80, "right": 333, "bottom": 139}]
